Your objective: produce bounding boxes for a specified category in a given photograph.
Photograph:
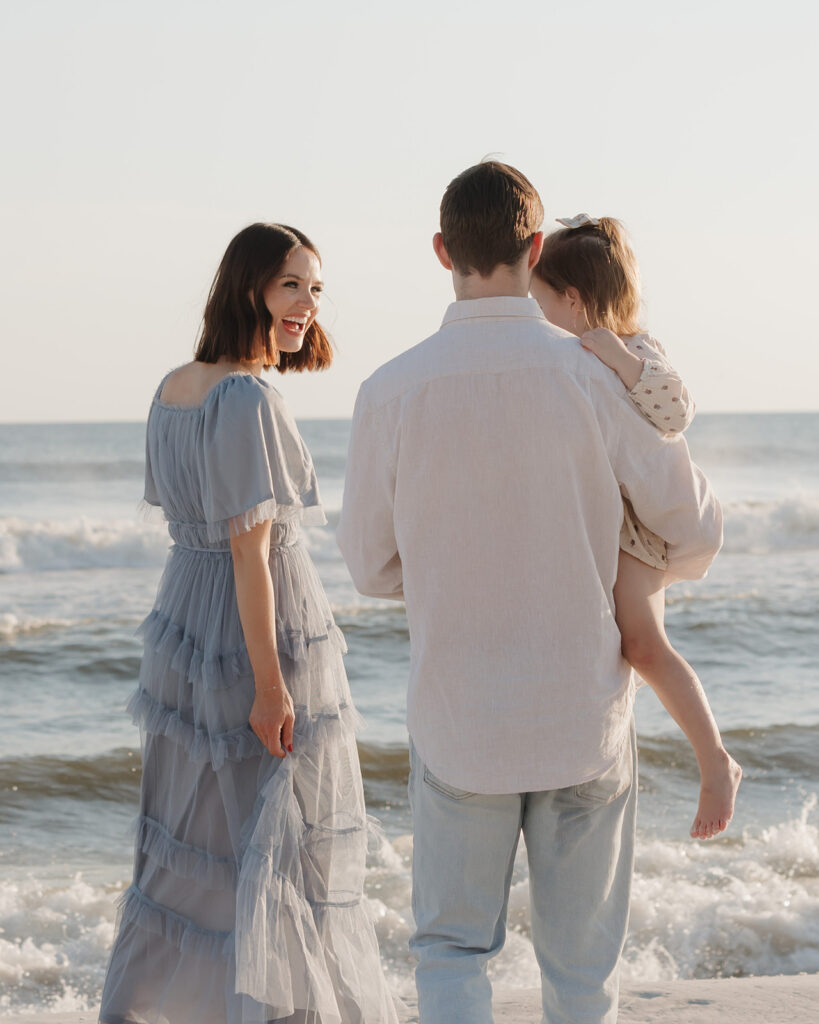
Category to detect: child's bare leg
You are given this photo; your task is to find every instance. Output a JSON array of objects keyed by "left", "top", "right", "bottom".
[{"left": 614, "top": 551, "right": 742, "bottom": 839}]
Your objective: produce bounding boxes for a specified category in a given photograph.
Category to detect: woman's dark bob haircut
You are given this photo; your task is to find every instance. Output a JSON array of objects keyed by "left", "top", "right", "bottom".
[{"left": 194, "top": 223, "right": 333, "bottom": 373}]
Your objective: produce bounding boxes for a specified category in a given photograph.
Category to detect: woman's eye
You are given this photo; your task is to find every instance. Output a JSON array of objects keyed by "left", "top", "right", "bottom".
[{"left": 283, "top": 281, "right": 298, "bottom": 288}]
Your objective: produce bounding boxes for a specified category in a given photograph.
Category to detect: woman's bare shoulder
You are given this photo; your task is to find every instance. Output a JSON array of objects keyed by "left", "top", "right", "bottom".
[{"left": 158, "top": 362, "right": 241, "bottom": 409}]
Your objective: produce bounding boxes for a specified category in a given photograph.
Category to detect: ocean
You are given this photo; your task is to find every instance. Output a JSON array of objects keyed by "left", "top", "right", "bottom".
[{"left": 1, "top": 411, "right": 818, "bottom": 1012}]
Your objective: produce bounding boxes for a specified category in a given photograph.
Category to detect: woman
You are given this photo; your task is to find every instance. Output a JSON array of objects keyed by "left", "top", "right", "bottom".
[{"left": 100, "top": 224, "right": 398, "bottom": 1024}]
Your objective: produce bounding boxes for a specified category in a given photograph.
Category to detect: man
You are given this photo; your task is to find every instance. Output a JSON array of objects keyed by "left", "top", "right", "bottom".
[{"left": 337, "top": 161, "right": 722, "bottom": 1024}]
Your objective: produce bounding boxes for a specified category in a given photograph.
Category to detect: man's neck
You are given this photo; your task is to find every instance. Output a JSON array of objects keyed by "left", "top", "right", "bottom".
[{"left": 452, "top": 267, "right": 531, "bottom": 301}]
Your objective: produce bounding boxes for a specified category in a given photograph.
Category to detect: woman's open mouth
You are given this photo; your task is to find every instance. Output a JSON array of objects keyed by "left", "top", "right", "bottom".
[{"left": 281, "top": 316, "right": 309, "bottom": 336}]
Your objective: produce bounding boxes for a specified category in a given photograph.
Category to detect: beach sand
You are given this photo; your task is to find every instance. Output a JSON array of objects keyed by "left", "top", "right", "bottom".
[{"left": 2, "top": 975, "right": 816, "bottom": 1024}]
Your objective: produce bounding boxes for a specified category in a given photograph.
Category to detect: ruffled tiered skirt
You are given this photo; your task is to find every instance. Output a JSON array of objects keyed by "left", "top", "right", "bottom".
[{"left": 100, "top": 521, "right": 398, "bottom": 1024}]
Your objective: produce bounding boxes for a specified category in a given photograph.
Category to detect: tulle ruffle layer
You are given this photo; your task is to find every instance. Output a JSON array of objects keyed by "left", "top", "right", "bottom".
[
  {"left": 117, "top": 883, "right": 234, "bottom": 963},
  {"left": 115, "top": 688, "right": 389, "bottom": 1022},
  {"left": 235, "top": 866, "right": 396, "bottom": 1024},
  {"left": 128, "top": 685, "right": 364, "bottom": 773},
  {"left": 128, "top": 686, "right": 263, "bottom": 771},
  {"left": 135, "top": 814, "right": 239, "bottom": 892},
  {"left": 112, "top": 871, "right": 394, "bottom": 1024},
  {"left": 138, "top": 604, "right": 346, "bottom": 692},
  {"left": 138, "top": 538, "right": 349, "bottom": 711},
  {"left": 103, "top": 498, "right": 397, "bottom": 1021}
]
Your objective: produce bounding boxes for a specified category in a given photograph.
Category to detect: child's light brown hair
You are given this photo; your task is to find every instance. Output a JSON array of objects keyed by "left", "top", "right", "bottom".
[
  {"left": 440, "top": 161, "right": 544, "bottom": 277},
  {"left": 533, "top": 218, "right": 643, "bottom": 336}
]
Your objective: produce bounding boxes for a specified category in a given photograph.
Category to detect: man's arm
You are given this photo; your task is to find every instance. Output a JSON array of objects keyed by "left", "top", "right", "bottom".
[
  {"left": 337, "top": 385, "right": 404, "bottom": 600},
  {"left": 596, "top": 376, "right": 722, "bottom": 582}
]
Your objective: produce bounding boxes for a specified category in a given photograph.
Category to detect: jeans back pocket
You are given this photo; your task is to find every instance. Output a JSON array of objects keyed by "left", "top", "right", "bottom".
[
  {"left": 423, "top": 766, "right": 476, "bottom": 801},
  {"left": 570, "top": 736, "right": 634, "bottom": 807}
]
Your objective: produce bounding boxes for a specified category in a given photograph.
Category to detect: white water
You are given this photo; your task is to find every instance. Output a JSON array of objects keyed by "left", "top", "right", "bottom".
[
  {"left": 3, "top": 495, "right": 819, "bottom": 576},
  {"left": 2, "top": 797, "right": 817, "bottom": 1012}
]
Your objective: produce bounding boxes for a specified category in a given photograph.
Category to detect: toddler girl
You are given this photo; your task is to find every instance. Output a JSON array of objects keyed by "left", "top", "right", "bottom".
[{"left": 530, "top": 213, "right": 741, "bottom": 840}]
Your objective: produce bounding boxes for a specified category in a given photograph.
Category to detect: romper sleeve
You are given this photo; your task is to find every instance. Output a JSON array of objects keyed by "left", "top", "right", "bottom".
[
  {"left": 591, "top": 372, "right": 722, "bottom": 583},
  {"left": 200, "top": 376, "right": 326, "bottom": 542},
  {"left": 625, "top": 334, "right": 695, "bottom": 436}
]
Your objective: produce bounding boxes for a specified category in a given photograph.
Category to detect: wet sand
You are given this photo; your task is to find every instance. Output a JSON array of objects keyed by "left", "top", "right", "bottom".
[{"left": 3, "top": 974, "right": 817, "bottom": 1024}]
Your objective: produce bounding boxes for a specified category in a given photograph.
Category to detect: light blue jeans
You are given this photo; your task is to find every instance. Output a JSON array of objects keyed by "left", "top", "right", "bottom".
[{"left": 408, "top": 722, "right": 637, "bottom": 1024}]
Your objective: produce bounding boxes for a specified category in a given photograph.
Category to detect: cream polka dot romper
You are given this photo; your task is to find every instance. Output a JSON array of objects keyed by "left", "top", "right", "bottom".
[{"left": 619, "top": 334, "right": 695, "bottom": 570}]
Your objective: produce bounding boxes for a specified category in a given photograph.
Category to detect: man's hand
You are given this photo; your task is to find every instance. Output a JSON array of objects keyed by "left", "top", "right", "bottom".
[{"left": 581, "top": 328, "right": 644, "bottom": 391}]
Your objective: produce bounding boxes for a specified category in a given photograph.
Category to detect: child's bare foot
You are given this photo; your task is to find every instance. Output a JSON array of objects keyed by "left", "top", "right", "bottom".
[{"left": 690, "top": 751, "right": 742, "bottom": 839}]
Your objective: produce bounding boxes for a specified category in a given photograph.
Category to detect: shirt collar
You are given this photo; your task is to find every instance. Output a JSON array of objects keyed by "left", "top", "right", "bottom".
[{"left": 441, "top": 295, "right": 547, "bottom": 328}]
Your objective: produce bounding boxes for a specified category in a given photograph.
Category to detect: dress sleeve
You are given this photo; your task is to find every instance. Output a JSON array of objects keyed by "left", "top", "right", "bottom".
[
  {"left": 200, "top": 376, "right": 325, "bottom": 542},
  {"left": 625, "top": 335, "right": 695, "bottom": 436},
  {"left": 142, "top": 378, "right": 170, "bottom": 512},
  {"left": 143, "top": 421, "right": 161, "bottom": 508}
]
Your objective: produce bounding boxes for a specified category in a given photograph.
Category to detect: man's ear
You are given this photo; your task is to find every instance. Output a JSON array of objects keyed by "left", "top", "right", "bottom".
[
  {"left": 433, "top": 232, "right": 453, "bottom": 271},
  {"left": 527, "top": 232, "right": 544, "bottom": 270}
]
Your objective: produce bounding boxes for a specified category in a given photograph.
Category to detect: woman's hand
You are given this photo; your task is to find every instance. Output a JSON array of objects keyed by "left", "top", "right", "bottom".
[
  {"left": 250, "top": 681, "right": 295, "bottom": 758},
  {"left": 581, "top": 328, "right": 644, "bottom": 391}
]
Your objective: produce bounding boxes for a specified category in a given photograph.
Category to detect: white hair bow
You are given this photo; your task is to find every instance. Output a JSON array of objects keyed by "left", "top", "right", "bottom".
[{"left": 556, "top": 213, "right": 600, "bottom": 229}]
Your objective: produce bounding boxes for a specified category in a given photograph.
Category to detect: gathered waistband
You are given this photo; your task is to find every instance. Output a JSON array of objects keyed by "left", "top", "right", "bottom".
[{"left": 167, "top": 518, "right": 301, "bottom": 553}]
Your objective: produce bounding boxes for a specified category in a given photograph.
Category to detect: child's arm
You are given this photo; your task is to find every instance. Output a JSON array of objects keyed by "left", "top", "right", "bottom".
[{"left": 581, "top": 328, "right": 695, "bottom": 435}]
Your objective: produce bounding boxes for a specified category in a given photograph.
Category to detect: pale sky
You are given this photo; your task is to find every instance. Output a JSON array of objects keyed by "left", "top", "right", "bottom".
[{"left": 1, "top": 0, "right": 816, "bottom": 422}]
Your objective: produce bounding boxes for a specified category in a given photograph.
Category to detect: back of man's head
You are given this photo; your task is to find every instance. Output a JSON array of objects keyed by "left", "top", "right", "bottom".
[{"left": 439, "top": 161, "right": 544, "bottom": 278}]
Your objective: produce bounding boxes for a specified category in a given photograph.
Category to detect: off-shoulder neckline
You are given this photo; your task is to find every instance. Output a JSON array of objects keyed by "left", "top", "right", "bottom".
[{"left": 153, "top": 371, "right": 267, "bottom": 412}]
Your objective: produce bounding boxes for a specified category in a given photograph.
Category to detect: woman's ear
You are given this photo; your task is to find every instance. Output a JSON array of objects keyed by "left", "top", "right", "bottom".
[{"left": 432, "top": 232, "right": 453, "bottom": 271}]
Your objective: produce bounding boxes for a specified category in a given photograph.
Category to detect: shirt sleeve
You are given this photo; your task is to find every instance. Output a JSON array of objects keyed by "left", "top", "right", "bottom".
[
  {"left": 593, "top": 373, "right": 722, "bottom": 582},
  {"left": 336, "top": 384, "right": 404, "bottom": 600},
  {"left": 625, "top": 335, "right": 695, "bottom": 436},
  {"left": 200, "top": 377, "right": 324, "bottom": 542}
]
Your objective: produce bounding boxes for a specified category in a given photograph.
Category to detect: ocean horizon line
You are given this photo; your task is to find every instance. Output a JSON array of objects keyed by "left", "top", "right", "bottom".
[{"left": 2, "top": 408, "right": 819, "bottom": 428}]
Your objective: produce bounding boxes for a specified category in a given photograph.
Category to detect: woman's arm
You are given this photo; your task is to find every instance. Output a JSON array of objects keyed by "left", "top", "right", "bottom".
[
  {"left": 230, "top": 519, "right": 295, "bottom": 758},
  {"left": 582, "top": 329, "right": 695, "bottom": 435}
]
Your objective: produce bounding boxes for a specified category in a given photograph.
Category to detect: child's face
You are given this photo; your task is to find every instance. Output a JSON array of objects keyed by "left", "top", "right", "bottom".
[{"left": 529, "top": 278, "right": 577, "bottom": 334}]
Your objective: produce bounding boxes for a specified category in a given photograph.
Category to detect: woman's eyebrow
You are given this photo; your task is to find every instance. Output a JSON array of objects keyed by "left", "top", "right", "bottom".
[{"left": 280, "top": 273, "right": 323, "bottom": 284}]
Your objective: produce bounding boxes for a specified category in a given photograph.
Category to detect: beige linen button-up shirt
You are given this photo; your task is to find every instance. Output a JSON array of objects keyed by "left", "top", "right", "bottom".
[{"left": 337, "top": 297, "right": 722, "bottom": 794}]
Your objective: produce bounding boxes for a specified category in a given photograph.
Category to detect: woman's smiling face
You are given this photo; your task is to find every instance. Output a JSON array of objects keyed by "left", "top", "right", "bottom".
[{"left": 263, "top": 246, "right": 323, "bottom": 353}]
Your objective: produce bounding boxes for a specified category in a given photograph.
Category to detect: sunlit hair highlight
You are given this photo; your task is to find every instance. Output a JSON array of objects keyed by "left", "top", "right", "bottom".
[
  {"left": 194, "top": 222, "right": 333, "bottom": 373},
  {"left": 533, "top": 218, "right": 643, "bottom": 336}
]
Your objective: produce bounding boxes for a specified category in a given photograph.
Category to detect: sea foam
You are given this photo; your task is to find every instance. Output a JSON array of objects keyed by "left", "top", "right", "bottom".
[
  {"left": 0, "top": 516, "right": 335, "bottom": 574},
  {"left": 366, "top": 794, "right": 819, "bottom": 992},
  {"left": 723, "top": 496, "right": 819, "bottom": 554},
  {"left": 2, "top": 800, "right": 818, "bottom": 1010},
  {"left": 0, "top": 612, "right": 80, "bottom": 639},
  {"left": 3, "top": 495, "right": 818, "bottom": 578},
  {"left": 0, "top": 516, "right": 170, "bottom": 573}
]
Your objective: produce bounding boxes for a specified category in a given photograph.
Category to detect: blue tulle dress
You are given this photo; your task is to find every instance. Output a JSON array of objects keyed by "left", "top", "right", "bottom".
[{"left": 100, "top": 373, "right": 398, "bottom": 1024}]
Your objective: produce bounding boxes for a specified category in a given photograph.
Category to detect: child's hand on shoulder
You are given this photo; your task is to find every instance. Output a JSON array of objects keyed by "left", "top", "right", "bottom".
[
  {"left": 581, "top": 328, "right": 644, "bottom": 391},
  {"left": 580, "top": 328, "right": 628, "bottom": 366}
]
